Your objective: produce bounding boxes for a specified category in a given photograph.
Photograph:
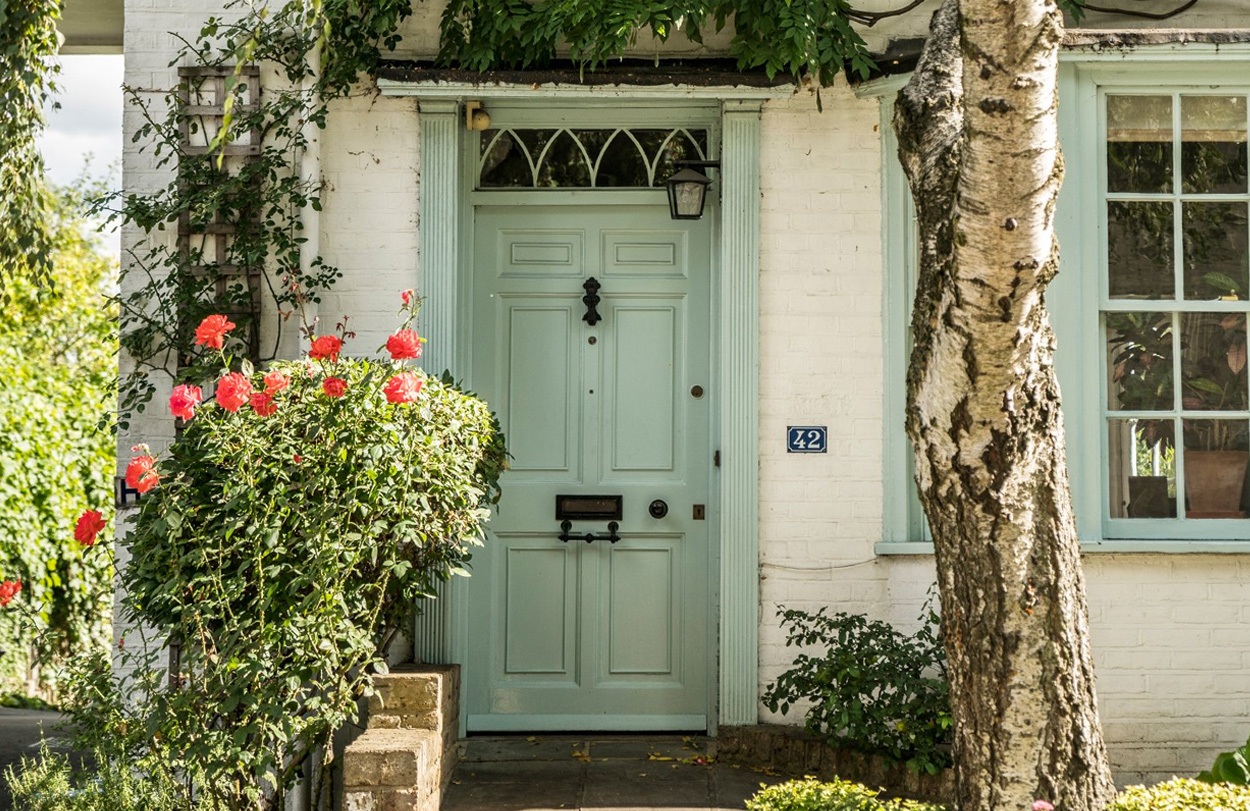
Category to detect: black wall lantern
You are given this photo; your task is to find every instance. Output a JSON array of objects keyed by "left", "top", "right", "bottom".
[{"left": 665, "top": 161, "right": 719, "bottom": 220}]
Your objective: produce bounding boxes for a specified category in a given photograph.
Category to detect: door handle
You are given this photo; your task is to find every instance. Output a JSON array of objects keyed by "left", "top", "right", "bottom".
[
  {"left": 582, "top": 277, "right": 602, "bottom": 326},
  {"left": 559, "top": 519, "right": 619, "bottom": 544}
]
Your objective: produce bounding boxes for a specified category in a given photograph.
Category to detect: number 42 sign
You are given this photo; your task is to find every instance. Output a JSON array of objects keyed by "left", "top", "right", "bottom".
[{"left": 787, "top": 425, "right": 827, "bottom": 454}]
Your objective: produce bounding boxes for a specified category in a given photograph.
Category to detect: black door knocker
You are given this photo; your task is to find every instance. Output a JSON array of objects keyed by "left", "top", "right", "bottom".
[{"left": 582, "top": 277, "right": 602, "bottom": 326}]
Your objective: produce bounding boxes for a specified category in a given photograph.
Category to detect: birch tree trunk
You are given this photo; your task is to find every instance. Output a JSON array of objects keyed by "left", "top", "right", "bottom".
[{"left": 892, "top": 1, "right": 1116, "bottom": 809}]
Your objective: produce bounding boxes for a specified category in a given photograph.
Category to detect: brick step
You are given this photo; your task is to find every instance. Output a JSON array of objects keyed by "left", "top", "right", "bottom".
[{"left": 343, "top": 664, "right": 460, "bottom": 811}]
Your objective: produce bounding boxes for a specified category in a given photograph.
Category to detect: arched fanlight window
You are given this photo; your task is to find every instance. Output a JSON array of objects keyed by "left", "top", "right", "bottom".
[{"left": 478, "top": 127, "right": 710, "bottom": 189}]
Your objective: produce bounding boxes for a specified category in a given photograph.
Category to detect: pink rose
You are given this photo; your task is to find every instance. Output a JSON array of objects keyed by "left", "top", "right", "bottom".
[
  {"left": 384, "top": 372, "right": 423, "bottom": 404},
  {"left": 193, "top": 314, "right": 236, "bottom": 350},
  {"left": 169, "top": 384, "right": 203, "bottom": 421},
  {"left": 401, "top": 289, "right": 415, "bottom": 306},
  {"left": 249, "top": 391, "right": 277, "bottom": 417},
  {"left": 308, "top": 335, "right": 342, "bottom": 361},
  {"left": 126, "top": 455, "right": 160, "bottom": 494},
  {"left": 322, "top": 377, "right": 347, "bottom": 398},
  {"left": 262, "top": 370, "right": 290, "bottom": 394},
  {"left": 74, "top": 509, "right": 107, "bottom": 547},
  {"left": 386, "top": 329, "right": 423, "bottom": 361},
  {"left": 1032, "top": 802, "right": 1055, "bottom": 811},
  {"left": 216, "top": 372, "right": 253, "bottom": 413}
]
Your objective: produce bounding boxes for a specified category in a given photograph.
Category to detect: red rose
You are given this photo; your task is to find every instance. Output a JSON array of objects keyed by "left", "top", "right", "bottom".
[
  {"left": 193, "top": 314, "right": 236, "bottom": 350},
  {"left": 249, "top": 391, "right": 278, "bottom": 417},
  {"left": 0, "top": 579, "right": 20, "bottom": 607},
  {"left": 216, "top": 372, "right": 252, "bottom": 412},
  {"left": 401, "top": 289, "right": 415, "bottom": 306},
  {"left": 169, "top": 384, "right": 203, "bottom": 421},
  {"left": 322, "top": 377, "right": 347, "bottom": 398},
  {"left": 386, "top": 329, "right": 423, "bottom": 361},
  {"left": 292, "top": 454, "right": 302, "bottom": 464},
  {"left": 74, "top": 509, "right": 107, "bottom": 547},
  {"left": 308, "top": 335, "right": 342, "bottom": 361},
  {"left": 262, "top": 370, "right": 290, "bottom": 394},
  {"left": 126, "top": 455, "right": 160, "bottom": 494},
  {"left": 384, "top": 372, "right": 423, "bottom": 404}
]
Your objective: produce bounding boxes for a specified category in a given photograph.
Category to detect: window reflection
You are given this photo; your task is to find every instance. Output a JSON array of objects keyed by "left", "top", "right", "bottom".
[{"left": 1108, "top": 419, "right": 1176, "bottom": 519}]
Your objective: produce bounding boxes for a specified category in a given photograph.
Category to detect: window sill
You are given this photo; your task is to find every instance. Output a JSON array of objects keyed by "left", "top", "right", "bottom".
[{"left": 875, "top": 540, "right": 1250, "bottom": 556}]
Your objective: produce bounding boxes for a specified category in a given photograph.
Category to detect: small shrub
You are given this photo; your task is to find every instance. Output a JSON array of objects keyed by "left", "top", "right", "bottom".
[
  {"left": 1198, "top": 733, "right": 1250, "bottom": 784},
  {"left": 762, "top": 597, "right": 952, "bottom": 774},
  {"left": 5, "top": 742, "right": 205, "bottom": 811},
  {"left": 1109, "top": 777, "right": 1250, "bottom": 811},
  {"left": 745, "top": 778, "right": 947, "bottom": 811}
]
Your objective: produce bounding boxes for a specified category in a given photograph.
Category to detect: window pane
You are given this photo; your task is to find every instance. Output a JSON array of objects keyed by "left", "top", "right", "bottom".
[
  {"left": 1181, "top": 95, "right": 1248, "bottom": 194},
  {"left": 1108, "top": 418, "right": 1175, "bottom": 518},
  {"left": 1107, "top": 312, "right": 1174, "bottom": 410},
  {"left": 1107, "top": 95, "right": 1173, "bottom": 193},
  {"left": 651, "top": 130, "right": 706, "bottom": 188},
  {"left": 595, "top": 131, "right": 650, "bottom": 187},
  {"left": 1183, "top": 201, "right": 1249, "bottom": 300},
  {"left": 480, "top": 130, "right": 534, "bottom": 187},
  {"left": 1108, "top": 201, "right": 1174, "bottom": 300},
  {"left": 535, "top": 130, "right": 592, "bottom": 187},
  {"left": 1180, "top": 312, "right": 1248, "bottom": 411},
  {"left": 1182, "top": 419, "right": 1250, "bottom": 518}
]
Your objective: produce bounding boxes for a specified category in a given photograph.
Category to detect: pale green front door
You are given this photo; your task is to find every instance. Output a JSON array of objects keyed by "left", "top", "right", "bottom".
[{"left": 467, "top": 204, "right": 713, "bottom": 731}]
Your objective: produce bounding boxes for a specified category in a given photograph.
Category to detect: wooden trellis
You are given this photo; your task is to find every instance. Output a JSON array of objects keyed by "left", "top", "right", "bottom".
[{"left": 176, "top": 65, "right": 263, "bottom": 364}]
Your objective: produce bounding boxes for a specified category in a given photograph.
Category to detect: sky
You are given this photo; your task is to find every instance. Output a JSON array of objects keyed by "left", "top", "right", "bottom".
[{"left": 37, "top": 54, "right": 125, "bottom": 256}]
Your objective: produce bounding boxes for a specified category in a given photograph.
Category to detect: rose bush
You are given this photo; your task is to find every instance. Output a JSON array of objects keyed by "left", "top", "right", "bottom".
[{"left": 8, "top": 298, "right": 507, "bottom": 811}]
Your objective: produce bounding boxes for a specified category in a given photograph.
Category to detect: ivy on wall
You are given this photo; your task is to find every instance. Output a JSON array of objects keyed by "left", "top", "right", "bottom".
[{"left": 0, "top": 0, "right": 61, "bottom": 291}]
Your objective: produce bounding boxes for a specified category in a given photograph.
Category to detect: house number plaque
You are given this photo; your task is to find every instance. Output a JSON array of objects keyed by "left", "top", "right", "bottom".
[{"left": 786, "top": 426, "right": 827, "bottom": 454}]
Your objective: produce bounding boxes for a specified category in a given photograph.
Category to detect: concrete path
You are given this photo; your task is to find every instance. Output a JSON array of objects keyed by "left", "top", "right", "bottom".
[
  {"left": 0, "top": 707, "right": 66, "bottom": 811},
  {"left": 443, "top": 736, "right": 787, "bottom": 811}
]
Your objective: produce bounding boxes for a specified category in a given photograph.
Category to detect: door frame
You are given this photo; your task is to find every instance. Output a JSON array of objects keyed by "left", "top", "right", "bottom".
[{"left": 378, "top": 80, "right": 779, "bottom": 735}]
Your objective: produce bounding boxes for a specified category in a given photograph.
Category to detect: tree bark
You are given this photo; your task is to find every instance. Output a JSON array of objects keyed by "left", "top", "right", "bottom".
[{"left": 893, "top": 1, "right": 1117, "bottom": 809}]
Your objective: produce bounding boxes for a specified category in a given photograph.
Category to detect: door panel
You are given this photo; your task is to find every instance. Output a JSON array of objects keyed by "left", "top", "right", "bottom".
[
  {"left": 503, "top": 305, "right": 579, "bottom": 475},
  {"left": 468, "top": 205, "right": 711, "bottom": 731},
  {"left": 503, "top": 542, "right": 576, "bottom": 677},
  {"left": 608, "top": 306, "right": 678, "bottom": 473}
]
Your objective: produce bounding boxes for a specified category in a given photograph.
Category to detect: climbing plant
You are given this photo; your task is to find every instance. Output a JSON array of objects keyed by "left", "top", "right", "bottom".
[
  {"left": 0, "top": 0, "right": 61, "bottom": 292},
  {"left": 110, "top": 0, "right": 414, "bottom": 428}
]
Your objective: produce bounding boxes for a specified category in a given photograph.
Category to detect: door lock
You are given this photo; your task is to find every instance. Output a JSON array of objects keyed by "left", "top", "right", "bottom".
[
  {"left": 649, "top": 499, "right": 669, "bottom": 519},
  {"left": 693, "top": 504, "right": 706, "bottom": 520}
]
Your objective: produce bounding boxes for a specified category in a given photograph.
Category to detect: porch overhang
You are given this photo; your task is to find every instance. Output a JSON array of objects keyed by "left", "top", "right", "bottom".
[
  {"left": 58, "top": 0, "right": 124, "bottom": 54},
  {"left": 375, "top": 59, "right": 796, "bottom": 100}
]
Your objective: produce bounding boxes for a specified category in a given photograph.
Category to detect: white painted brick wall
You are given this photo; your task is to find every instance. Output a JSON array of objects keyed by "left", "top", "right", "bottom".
[
  {"left": 317, "top": 92, "right": 420, "bottom": 352},
  {"left": 757, "top": 80, "right": 1250, "bottom": 788}
]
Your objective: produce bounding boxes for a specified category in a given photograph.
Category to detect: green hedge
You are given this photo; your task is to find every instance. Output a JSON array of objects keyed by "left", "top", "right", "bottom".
[
  {"left": 0, "top": 183, "right": 116, "bottom": 696},
  {"left": 748, "top": 777, "right": 1250, "bottom": 811},
  {"left": 745, "top": 778, "right": 946, "bottom": 811},
  {"left": 1110, "top": 778, "right": 1250, "bottom": 811}
]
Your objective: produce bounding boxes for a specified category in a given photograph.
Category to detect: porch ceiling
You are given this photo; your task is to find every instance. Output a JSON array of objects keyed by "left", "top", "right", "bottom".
[{"left": 58, "top": 0, "right": 123, "bottom": 54}]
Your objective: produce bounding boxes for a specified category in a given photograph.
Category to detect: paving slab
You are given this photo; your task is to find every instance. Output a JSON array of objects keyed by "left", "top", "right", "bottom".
[{"left": 443, "top": 736, "right": 785, "bottom": 811}]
